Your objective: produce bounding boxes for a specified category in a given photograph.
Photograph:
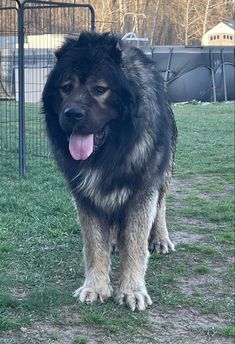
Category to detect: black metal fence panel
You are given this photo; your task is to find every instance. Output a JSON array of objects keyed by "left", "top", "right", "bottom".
[
  {"left": 18, "top": 0, "right": 95, "bottom": 177},
  {"left": 0, "top": 0, "right": 20, "bottom": 177},
  {"left": 0, "top": 0, "right": 95, "bottom": 177}
]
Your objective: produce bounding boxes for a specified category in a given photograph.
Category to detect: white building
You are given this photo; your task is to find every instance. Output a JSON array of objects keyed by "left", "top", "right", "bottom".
[{"left": 202, "top": 20, "right": 235, "bottom": 46}]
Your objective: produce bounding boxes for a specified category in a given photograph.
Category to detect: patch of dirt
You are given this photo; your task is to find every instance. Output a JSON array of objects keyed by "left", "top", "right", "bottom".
[
  {"left": 178, "top": 275, "right": 212, "bottom": 297},
  {"left": 2, "top": 321, "right": 119, "bottom": 344},
  {"left": 170, "top": 175, "right": 234, "bottom": 202},
  {"left": 177, "top": 216, "right": 216, "bottom": 229},
  {"left": 172, "top": 231, "right": 204, "bottom": 245},
  {"left": 145, "top": 307, "right": 234, "bottom": 344}
]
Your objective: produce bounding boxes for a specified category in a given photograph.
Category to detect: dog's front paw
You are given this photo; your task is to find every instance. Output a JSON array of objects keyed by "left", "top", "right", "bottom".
[
  {"left": 73, "top": 283, "right": 112, "bottom": 303},
  {"left": 149, "top": 236, "right": 175, "bottom": 254},
  {"left": 117, "top": 287, "right": 152, "bottom": 311}
]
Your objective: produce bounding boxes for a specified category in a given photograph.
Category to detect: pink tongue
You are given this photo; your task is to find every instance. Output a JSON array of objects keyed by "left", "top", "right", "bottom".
[{"left": 69, "top": 132, "right": 94, "bottom": 160}]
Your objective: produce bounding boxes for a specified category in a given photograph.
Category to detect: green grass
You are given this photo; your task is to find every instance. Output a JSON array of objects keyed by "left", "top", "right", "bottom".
[
  {"left": 194, "top": 265, "right": 211, "bottom": 274},
  {"left": 216, "top": 326, "right": 235, "bottom": 338},
  {"left": 73, "top": 337, "right": 88, "bottom": 344},
  {"left": 0, "top": 102, "right": 234, "bottom": 343},
  {"left": 174, "top": 102, "right": 234, "bottom": 179}
]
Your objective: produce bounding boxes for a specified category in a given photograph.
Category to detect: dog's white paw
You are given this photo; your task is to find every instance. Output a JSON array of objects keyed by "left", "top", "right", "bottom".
[
  {"left": 149, "top": 237, "right": 175, "bottom": 254},
  {"left": 117, "top": 288, "right": 152, "bottom": 311},
  {"left": 73, "top": 283, "right": 112, "bottom": 303}
]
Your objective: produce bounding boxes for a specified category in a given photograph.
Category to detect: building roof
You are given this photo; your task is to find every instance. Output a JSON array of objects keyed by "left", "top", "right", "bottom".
[
  {"left": 223, "top": 20, "right": 235, "bottom": 30},
  {"left": 203, "top": 21, "right": 235, "bottom": 37}
]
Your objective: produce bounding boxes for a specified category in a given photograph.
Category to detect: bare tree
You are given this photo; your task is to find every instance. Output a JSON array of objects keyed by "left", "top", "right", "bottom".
[
  {"left": 150, "top": 0, "right": 161, "bottom": 45},
  {"left": 202, "top": 0, "right": 211, "bottom": 36},
  {"left": 0, "top": 0, "right": 234, "bottom": 46},
  {"left": 185, "top": 0, "right": 191, "bottom": 45}
]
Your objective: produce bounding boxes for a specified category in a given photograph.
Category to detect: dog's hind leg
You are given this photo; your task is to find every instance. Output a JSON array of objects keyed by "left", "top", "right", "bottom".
[
  {"left": 73, "top": 206, "right": 112, "bottom": 303},
  {"left": 148, "top": 191, "right": 175, "bottom": 254}
]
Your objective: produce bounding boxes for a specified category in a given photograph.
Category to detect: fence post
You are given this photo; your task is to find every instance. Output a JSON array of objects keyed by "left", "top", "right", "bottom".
[
  {"left": 18, "top": 4, "right": 26, "bottom": 177},
  {"left": 209, "top": 49, "right": 216, "bottom": 102},
  {"left": 164, "top": 47, "right": 173, "bottom": 89},
  {"left": 221, "top": 48, "right": 228, "bottom": 102},
  {"left": 89, "top": 4, "right": 95, "bottom": 31}
]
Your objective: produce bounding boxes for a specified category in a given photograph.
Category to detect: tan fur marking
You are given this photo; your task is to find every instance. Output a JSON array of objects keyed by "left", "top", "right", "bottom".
[
  {"left": 128, "top": 130, "right": 153, "bottom": 170},
  {"left": 91, "top": 80, "right": 110, "bottom": 104},
  {"left": 95, "top": 89, "right": 111, "bottom": 105},
  {"left": 59, "top": 76, "right": 80, "bottom": 98},
  {"left": 73, "top": 168, "right": 130, "bottom": 212},
  {"left": 86, "top": 79, "right": 110, "bottom": 104},
  {"left": 93, "top": 187, "right": 131, "bottom": 212}
]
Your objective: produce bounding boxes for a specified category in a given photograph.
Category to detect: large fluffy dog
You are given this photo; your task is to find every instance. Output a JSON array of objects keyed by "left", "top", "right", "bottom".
[{"left": 42, "top": 32, "right": 177, "bottom": 311}]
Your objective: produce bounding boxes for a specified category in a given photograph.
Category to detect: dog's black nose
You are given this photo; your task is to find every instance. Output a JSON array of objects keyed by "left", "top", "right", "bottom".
[{"left": 64, "top": 107, "right": 85, "bottom": 121}]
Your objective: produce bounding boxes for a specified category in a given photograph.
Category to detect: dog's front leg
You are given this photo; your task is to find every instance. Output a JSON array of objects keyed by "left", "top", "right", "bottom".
[
  {"left": 117, "top": 191, "right": 158, "bottom": 311},
  {"left": 73, "top": 205, "right": 112, "bottom": 303}
]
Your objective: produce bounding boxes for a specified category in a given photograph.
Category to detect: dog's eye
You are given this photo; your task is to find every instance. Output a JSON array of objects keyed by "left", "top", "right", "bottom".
[
  {"left": 92, "top": 86, "right": 109, "bottom": 96},
  {"left": 60, "top": 83, "right": 73, "bottom": 94}
]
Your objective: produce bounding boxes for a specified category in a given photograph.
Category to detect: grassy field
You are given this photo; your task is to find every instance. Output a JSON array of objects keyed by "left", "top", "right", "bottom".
[
  {"left": 0, "top": 102, "right": 234, "bottom": 343},
  {"left": 0, "top": 101, "right": 50, "bottom": 176}
]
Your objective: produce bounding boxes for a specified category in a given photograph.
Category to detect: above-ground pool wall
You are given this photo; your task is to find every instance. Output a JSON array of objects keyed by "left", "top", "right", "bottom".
[{"left": 151, "top": 46, "right": 235, "bottom": 102}]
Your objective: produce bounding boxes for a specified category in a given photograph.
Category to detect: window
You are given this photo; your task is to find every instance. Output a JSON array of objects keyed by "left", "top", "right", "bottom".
[
  {"left": 223, "top": 35, "right": 226, "bottom": 39},
  {"left": 214, "top": 35, "right": 217, "bottom": 40},
  {"left": 217, "top": 35, "right": 220, "bottom": 39},
  {"left": 210, "top": 36, "right": 213, "bottom": 40},
  {"left": 227, "top": 35, "right": 229, "bottom": 39},
  {"left": 230, "top": 36, "right": 233, "bottom": 40}
]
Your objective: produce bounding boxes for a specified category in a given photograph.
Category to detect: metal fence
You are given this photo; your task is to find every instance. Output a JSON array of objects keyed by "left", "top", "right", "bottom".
[
  {"left": 0, "top": 0, "right": 94, "bottom": 177},
  {"left": 0, "top": 0, "right": 20, "bottom": 176}
]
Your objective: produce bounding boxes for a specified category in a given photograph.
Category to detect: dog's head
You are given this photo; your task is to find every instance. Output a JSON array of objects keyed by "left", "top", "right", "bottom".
[{"left": 42, "top": 32, "right": 138, "bottom": 161}]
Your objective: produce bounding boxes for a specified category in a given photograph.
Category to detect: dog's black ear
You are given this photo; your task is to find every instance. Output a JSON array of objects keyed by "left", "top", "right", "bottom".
[
  {"left": 54, "top": 38, "right": 75, "bottom": 60},
  {"left": 106, "top": 35, "right": 123, "bottom": 63},
  {"left": 54, "top": 48, "right": 62, "bottom": 60},
  {"left": 55, "top": 44, "right": 67, "bottom": 60}
]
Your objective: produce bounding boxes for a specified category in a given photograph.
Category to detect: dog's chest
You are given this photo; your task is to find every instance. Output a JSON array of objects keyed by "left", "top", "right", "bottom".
[{"left": 74, "top": 167, "right": 131, "bottom": 213}]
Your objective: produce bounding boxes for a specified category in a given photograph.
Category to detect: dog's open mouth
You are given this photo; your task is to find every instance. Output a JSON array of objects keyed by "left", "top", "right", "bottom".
[{"left": 68, "top": 128, "right": 107, "bottom": 161}]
